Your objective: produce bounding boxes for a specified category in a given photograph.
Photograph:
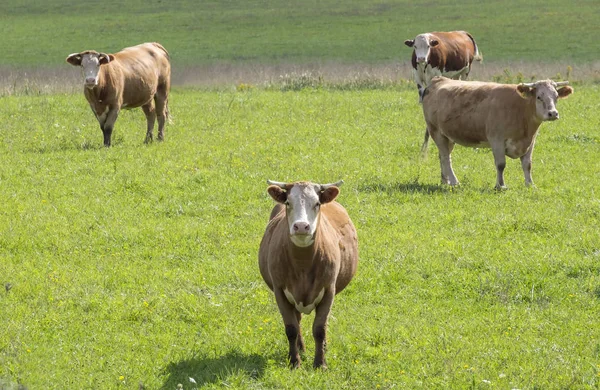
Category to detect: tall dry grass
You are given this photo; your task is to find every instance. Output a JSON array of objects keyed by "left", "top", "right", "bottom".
[{"left": 2, "top": 60, "right": 599, "bottom": 96}]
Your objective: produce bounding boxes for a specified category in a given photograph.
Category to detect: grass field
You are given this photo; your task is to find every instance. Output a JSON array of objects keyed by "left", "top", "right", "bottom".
[
  {"left": 1, "top": 85, "right": 599, "bottom": 389},
  {"left": 2, "top": 0, "right": 600, "bottom": 67},
  {"left": 1, "top": 1, "right": 600, "bottom": 389}
]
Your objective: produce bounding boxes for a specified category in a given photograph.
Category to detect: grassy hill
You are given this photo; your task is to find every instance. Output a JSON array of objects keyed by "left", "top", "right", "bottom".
[{"left": 1, "top": 0, "right": 599, "bottom": 67}]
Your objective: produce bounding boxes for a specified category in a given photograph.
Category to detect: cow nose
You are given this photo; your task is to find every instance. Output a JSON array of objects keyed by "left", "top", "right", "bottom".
[
  {"left": 293, "top": 222, "right": 310, "bottom": 234},
  {"left": 417, "top": 57, "right": 426, "bottom": 63},
  {"left": 85, "top": 77, "right": 96, "bottom": 85},
  {"left": 548, "top": 110, "right": 559, "bottom": 120}
]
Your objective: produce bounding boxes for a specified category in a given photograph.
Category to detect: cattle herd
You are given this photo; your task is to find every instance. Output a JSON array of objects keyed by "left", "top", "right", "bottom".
[{"left": 66, "top": 32, "right": 574, "bottom": 368}]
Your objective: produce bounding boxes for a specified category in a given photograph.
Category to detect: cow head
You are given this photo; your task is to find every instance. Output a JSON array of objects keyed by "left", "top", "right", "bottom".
[
  {"left": 517, "top": 80, "right": 573, "bottom": 121},
  {"left": 66, "top": 51, "right": 115, "bottom": 88},
  {"left": 404, "top": 34, "right": 438, "bottom": 64},
  {"left": 267, "top": 180, "right": 342, "bottom": 247}
]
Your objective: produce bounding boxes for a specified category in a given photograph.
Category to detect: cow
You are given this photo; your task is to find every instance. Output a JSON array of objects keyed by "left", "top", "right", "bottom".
[
  {"left": 421, "top": 76, "right": 573, "bottom": 189},
  {"left": 258, "top": 180, "right": 358, "bottom": 369},
  {"left": 66, "top": 42, "right": 171, "bottom": 147},
  {"left": 404, "top": 31, "right": 482, "bottom": 100}
]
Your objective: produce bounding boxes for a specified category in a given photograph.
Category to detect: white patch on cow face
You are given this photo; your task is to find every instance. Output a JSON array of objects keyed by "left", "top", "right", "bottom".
[
  {"left": 285, "top": 184, "right": 321, "bottom": 247},
  {"left": 413, "top": 34, "right": 432, "bottom": 64},
  {"left": 533, "top": 82, "right": 560, "bottom": 121},
  {"left": 284, "top": 287, "right": 325, "bottom": 314},
  {"left": 80, "top": 54, "right": 102, "bottom": 88}
]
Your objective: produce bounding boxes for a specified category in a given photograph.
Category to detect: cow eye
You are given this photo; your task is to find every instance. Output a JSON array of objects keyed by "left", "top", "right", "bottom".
[
  {"left": 315, "top": 202, "right": 321, "bottom": 209},
  {"left": 284, "top": 200, "right": 290, "bottom": 207}
]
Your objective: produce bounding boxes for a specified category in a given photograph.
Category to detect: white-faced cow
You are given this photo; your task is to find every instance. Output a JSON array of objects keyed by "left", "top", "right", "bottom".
[
  {"left": 404, "top": 31, "right": 482, "bottom": 100},
  {"left": 421, "top": 77, "right": 573, "bottom": 189},
  {"left": 66, "top": 42, "right": 171, "bottom": 147},
  {"left": 259, "top": 180, "right": 358, "bottom": 369}
]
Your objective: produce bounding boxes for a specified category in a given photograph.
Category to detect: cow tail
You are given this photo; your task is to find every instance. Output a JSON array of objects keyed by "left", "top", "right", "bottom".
[
  {"left": 467, "top": 33, "right": 483, "bottom": 62},
  {"left": 420, "top": 128, "right": 430, "bottom": 158},
  {"left": 165, "top": 97, "right": 173, "bottom": 124}
]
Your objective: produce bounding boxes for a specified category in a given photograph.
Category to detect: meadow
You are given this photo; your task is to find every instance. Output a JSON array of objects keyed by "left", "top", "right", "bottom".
[
  {"left": 1, "top": 0, "right": 600, "bottom": 389},
  {"left": 1, "top": 84, "right": 600, "bottom": 389}
]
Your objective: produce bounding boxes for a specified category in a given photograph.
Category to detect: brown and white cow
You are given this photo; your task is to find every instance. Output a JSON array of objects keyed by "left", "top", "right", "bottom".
[
  {"left": 405, "top": 31, "right": 482, "bottom": 100},
  {"left": 66, "top": 42, "right": 171, "bottom": 147},
  {"left": 259, "top": 180, "right": 358, "bottom": 369},
  {"left": 421, "top": 76, "right": 573, "bottom": 189}
]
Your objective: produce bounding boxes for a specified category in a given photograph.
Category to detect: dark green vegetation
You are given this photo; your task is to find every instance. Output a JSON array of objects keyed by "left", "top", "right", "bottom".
[
  {"left": 1, "top": 87, "right": 600, "bottom": 388},
  {"left": 1, "top": 0, "right": 599, "bottom": 67}
]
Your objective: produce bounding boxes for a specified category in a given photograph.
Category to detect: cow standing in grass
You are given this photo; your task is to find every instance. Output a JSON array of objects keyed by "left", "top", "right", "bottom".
[
  {"left": 259, "top": 180, "right": 358, "bottom": 369},
  {"left": 66, "top": 42, "right": 171, "bottom": 147},
  {"left": 421, "top": 77, "right": 573, "bottom": 189},
  {"left": 404, "top": 31, "right": 482, "bottom": 100}
]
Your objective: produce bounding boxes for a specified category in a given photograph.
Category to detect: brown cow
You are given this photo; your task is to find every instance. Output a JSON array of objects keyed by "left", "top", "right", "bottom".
[
  {"left": 421, "top": 77, "right": 573, "bottom": 189},
  {"left": 66, "top": 42, "right": 171, "bottom": 147},
  {"left": 259, "top": 180, "right": 358, "bottom": 369},
  {"left": 405, "top": 31, "right": 482, "bottom": 100}
]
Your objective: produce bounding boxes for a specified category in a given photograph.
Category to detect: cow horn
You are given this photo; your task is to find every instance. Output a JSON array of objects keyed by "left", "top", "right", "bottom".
[
  {"left": 267, "top": 180, "right": 287, "bottom": 188},
  {"left": 320, "top": 180, "right": 344, "bottom": 190},
  {"left": 519, "top": 82, "right": 536, "bottom": 88},
  {"left": 555, "top": 81, "right": 569, "bottom": 86}
]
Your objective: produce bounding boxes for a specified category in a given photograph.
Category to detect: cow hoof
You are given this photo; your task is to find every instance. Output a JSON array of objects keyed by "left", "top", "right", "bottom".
[
  {"left": 495, "top": 185, "right": 508, "bottom": 191},
  {"left": 289, "top": 355, "right": 301, "bottom": 369}
]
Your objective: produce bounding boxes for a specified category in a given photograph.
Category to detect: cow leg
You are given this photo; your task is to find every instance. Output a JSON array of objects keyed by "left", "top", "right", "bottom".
[
  {"left": 274, "top": 289, "right": 302, "bottom": 368},
  {"left": 491, "top": 143, "right": 508, "bottom": 190},
  {"left": 155, "top": 83, "right": 169, "bottom": 141},
  {"left": 312, "top": 289, "right": 334, "bottom": 369},
  {"left": 99, "top": 107, "right": 119, "bottom": 147},
  {"left": 429, "top": 127, "right": 459, "bottom": 185},
  {"left": 296, "top": 311, "right": 306, "bottom": 352},
  {"left": 417, "top": 84, "right": 425, "bottom": 102},
  {"left": 520, "top": 143, "right": 535, "bottom": 187},
  {"left": 142, "top": 102, "right": 157, "bottom": 144}
]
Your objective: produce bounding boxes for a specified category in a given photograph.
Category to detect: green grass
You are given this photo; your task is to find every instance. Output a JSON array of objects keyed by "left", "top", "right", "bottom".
[
  {"left": 1, "top": 85, "right": 599, "bottom": 389},
  {"left": 1, "top": 0, "right": 599, "bottom": 67}
]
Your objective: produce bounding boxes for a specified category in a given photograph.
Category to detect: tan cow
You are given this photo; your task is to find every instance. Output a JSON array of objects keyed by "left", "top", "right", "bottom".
[
  {"left": 66, "top": 42, "right": 171, "bottom": 147},
  {"left": 422, "top": 76, "right": 573, "bottom": 189},
  {"left": 259, "top": 180, "right": 358, "bottom": 369}
]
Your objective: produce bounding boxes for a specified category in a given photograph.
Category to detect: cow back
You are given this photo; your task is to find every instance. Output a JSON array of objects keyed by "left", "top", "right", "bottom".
[
  {"left": 423, "top": 78, "right": 538, "bottom": 146},
  {"left": 111, "top": 43, "right": 171, "bottom": 108},
  {"left": 429, "top": 31, "right": 477, "bottom": 72}
]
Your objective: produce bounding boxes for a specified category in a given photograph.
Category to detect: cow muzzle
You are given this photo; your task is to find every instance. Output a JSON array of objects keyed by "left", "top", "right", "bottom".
[
  {"left": 546, "top": 110, "right": 559, "bottom": 121},
  {"left": 416, "top": 57, "right": 427, "bottom": 64},
  {"left": 85, "top": 78, "right": 98, "bottom": 87},
  {"left": 289, "top": 221, "right": 315, "bottom": 247},
  {"left": 292, "top": 221, "right": 311, "bottom": 235}
]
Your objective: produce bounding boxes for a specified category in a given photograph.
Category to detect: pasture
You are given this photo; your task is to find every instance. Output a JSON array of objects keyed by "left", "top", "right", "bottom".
[
  {"left": 1, "top": 0, "right": 600, "bottom": 388},
  {"left": 1, "top": 85, "right": 599, "bottom": 389}
]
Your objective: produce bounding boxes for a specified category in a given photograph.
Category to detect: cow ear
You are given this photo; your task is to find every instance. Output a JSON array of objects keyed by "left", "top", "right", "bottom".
[
  {"left": 66, "top": 53, "right": 82, "bottom": 66},
  {"left": 267, "top": 186, "right": 287, "bottom": 204},
  {"left": 517, "top": 84, "right": 535, "bottom": 97},
  {"left": 404, "top": 39, "right": 414, "bottom": 47},
  {"left": 99, "top": 53, "right": 114, "bottom": 65},
  {"left": 557, "top": 86, "right": 573, "bottom": 99},
  {"left": 319, "top": 187, "right": 339, "bottom": 204},
  {"left": 430, "top": 39, "right": 439, "bottom": 47}
]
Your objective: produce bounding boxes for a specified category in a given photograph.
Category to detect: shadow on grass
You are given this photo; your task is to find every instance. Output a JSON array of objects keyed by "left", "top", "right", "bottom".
[
  {"left": 358, "top": 180, "right": 449, "bottom": 195},
  {"left": 161, "top": 350, "right": 267, "bottom": 389}
]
